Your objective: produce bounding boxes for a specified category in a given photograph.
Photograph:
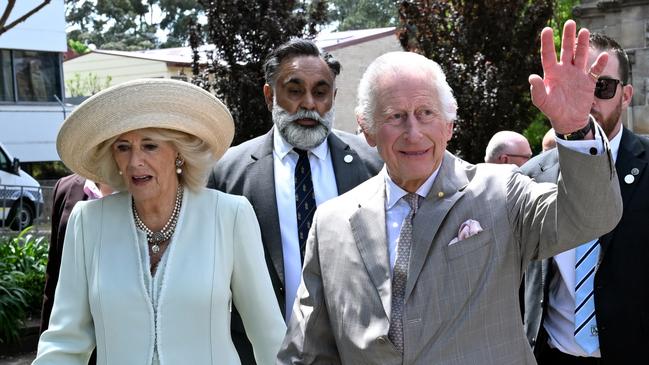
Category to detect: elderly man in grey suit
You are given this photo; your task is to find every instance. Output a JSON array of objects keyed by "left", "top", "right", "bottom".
[
  {"left": 207, "top": 39, "right": 382, "bottom": 364},
  {"left": 277, "top": 21, "right": 622, "bottom": 364}
]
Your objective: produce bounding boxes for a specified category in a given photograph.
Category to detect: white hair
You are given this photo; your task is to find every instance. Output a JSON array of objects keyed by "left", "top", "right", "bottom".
[{"left": 355, "top": 52, "right": 457, "bottom": 133}]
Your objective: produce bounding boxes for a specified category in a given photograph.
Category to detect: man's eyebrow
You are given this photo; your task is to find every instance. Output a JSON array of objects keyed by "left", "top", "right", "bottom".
[
  {"left": 282, "top": 78, "right": 332, "bottom": 88},
  {"left": 314, "top": 80, "right": 331, "bottom": 88},
  {"left": 283, "top": 77, "right": 304, "bottom": 86}
]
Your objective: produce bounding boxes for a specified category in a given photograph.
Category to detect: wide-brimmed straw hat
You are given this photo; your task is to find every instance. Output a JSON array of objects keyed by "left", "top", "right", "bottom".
[{"left": 56, "top": 78, "right": 234, "bottom": 184}]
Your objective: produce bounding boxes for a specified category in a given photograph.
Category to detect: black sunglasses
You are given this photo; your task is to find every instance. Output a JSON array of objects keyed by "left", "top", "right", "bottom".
[{"left": 595, "top": 78, "right": 623, "bottom": 100}]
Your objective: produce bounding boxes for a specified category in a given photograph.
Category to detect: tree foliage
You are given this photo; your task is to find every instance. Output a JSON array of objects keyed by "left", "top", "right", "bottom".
[
  {"left": 65, "top": 0, "right": 203, "bottom": 50},
  {"left": 191, "top": 0, "right": 328, "bottom": 145},
  {"left": 329, "top": 0, "right": 398, "bottom": 31},
  {"left": 398, "top": 0, "right": 553, "bottom": 163}
]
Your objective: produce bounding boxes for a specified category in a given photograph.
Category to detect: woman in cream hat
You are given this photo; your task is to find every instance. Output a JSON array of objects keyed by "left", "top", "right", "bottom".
[{"left": 34, "top": 79, "right": 285, "bottom": 365}]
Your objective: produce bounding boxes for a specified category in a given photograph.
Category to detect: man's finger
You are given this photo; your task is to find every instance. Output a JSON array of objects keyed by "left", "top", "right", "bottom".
[
  {"left": 573, "top": 28, "right": 591, "bottom": 70},
  {"left": 539, "top": 27, "right": 557, "bottom": 72},
  {"left": 528, "top": 74, "right": 547, "bottom": 109},
  {"left": 559, "top": 20, "right": 576, "bottom": 65},
  {"left": 589, "top": 52, "right": 609, "bottom": 78}
]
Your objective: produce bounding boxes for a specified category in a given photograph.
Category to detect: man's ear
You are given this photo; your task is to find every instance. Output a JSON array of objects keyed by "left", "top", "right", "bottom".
[
  {"left": 357, "top": 116, "right": 377, "bottom": 147},
  {"left": 263, "top": 84, "right": 274, "bottom": 111},
  {"left": 445, "top": 122, "right": 454, "bottom": 141},
  {"left": 622, "top": 84, "right": 634, "bottom": 108}
]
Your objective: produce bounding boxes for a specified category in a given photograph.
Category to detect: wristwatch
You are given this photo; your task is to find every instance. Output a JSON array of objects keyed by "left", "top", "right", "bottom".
[{"left": 555, "top": 116, "right": 595, "bottom": 140}]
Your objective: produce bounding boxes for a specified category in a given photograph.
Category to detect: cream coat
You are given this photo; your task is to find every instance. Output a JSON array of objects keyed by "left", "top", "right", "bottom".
[{"left": 35, "top": 188, "right": 285, "bottom": 365}]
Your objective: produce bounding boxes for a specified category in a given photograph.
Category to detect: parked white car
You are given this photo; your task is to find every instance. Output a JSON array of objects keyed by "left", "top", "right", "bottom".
[{"left": 0, "top": 142, "right": 43, "bottom": 230}]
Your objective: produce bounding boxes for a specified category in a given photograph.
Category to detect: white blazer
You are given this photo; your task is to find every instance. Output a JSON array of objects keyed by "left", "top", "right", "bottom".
[{"left": 34, "top": 188, "right": 286, "bottom": 365}]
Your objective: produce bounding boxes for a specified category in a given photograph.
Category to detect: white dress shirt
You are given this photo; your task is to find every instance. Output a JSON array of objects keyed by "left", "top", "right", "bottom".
[
  {"left": 544, "top": 125, "right": 620, "bottom": 357},
  {"left": 384, "top": 167, "right": 438, "bottom": 270},
  {"left": 273, "top": 128, "right": 338, "bottom": 321}
]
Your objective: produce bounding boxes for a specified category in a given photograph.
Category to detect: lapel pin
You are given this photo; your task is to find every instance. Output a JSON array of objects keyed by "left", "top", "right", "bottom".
[
  {"left": 437, "top": 191, "right": 444, "bottom": 198},
  {"left": 631, "top": 168, "right": 639, "bottom": 176},
  {"left": 624, "top": 174, "right": 635, "bottom": 184},
  {"left": 344, "top": 154, "right": 353, "bottom": 163}
]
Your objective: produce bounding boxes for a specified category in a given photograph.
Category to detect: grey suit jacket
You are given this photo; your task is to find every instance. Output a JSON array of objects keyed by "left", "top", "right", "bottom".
[
  {"left": 207, "top": 128, "right": 383, "bottom": 364},
  {"left": 278, "top": 145, "right": 622, "bottom": 365},
  {"left": 522, "top": 128, "right": 649, "bottom": 363}
]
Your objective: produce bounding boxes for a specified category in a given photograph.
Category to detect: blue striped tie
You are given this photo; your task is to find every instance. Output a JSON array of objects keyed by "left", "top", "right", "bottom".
[
  {"left": 294, "top": 149, "right": 316, "bottom": 263},
  {"left": 574, "top": 239, "right": 600, "bottom": 354}
]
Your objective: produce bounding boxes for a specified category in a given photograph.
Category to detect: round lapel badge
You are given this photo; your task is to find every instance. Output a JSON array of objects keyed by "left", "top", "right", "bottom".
[
  {"left": 624, "top": 174, "right": 635, "bottom": 184},
  {"left": 344, "top": 154, "right": 353, "bottom": 163}
]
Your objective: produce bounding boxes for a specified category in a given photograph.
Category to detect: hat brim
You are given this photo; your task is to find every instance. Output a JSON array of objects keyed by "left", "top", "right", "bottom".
[{"left": 57, "top": 79, "right": 234, "bottom": 184}]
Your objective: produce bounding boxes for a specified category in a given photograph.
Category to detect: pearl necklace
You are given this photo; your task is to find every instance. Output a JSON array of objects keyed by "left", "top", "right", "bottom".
[{"left": 132, "top": 185, "right": 184, "bottom": 254}]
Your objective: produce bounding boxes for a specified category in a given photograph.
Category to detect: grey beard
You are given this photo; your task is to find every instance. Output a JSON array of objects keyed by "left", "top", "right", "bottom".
[{"left": 272, "top": 100, "right": 335, "bottom": 150}]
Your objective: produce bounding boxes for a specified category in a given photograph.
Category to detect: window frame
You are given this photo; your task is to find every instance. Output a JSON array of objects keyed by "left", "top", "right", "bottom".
[{"left": 0, "top": 48, "right": 64, "bottom": 105}]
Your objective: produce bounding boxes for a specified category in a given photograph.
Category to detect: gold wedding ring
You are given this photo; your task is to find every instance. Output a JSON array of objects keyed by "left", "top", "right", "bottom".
[{"left": 589, "top": 70, "right": 599, "bottom": 81}]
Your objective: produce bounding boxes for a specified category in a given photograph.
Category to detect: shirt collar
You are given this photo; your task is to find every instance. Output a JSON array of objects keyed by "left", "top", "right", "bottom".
[
  {"left": 384, "top": 165, "right": 440, "bottom": 210},
  {"left": 608, "top": 126, "right": 622, "bottom": 163},
  {"left": 83, "top": 179, "right": 104, "bottom": 200},
  {"left": 273, "top": 126, "right": 329, "bottom": 160}
]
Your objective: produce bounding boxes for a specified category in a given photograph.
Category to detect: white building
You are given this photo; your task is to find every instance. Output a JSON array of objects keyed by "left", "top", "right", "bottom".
[{"left": 0, "top": 0, "right": 67, "bottom": 163}]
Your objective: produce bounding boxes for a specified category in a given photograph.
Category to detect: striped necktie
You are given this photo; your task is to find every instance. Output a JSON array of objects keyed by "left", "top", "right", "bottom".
[
  {"left": 294, "top": 148, "right": 316, "bottom": 262},
  {"left": 574, "top": 239, "right": 600, "bottom": 354}
]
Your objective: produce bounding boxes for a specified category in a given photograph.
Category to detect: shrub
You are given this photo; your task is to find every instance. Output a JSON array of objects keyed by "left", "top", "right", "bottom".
[
  {"left": 0, "top": 274, "right": 28, "bottom": 344},
  {"left": 0, "top": 227, "right": 49, "bottom": 344}
]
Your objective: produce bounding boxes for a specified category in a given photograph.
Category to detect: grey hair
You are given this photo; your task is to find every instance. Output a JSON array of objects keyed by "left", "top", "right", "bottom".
[
  {"left": 355, "top": 52, "right": 457, "bottom": 133},
  {"left": 90, "top": 128, "right": 214, "bottom": 192},
  {"left": 264, "top": 38, "right": 341, "bottom": 87}
]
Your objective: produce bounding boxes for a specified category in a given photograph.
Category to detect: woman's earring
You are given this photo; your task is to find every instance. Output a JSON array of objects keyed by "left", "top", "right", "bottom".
[
  {"left": 175, "top": 156, "right": 184, "bottom": 174},
  {"left": 119, "top": 170, "right": 123, "bottom": 175}
]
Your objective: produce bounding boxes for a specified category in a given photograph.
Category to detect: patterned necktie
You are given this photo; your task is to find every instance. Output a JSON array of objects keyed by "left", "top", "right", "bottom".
[
  {"left": 388, "top": 193, "right": 420, "bottom": 354},
  {"left": 294, "top": 148, "right": 316, "bottom": 262},
  {"left": 574, "top": 239, "right": 600, "bottom": 354}
]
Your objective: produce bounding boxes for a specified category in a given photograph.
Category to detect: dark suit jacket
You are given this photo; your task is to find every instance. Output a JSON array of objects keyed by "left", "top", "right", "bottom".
[
  {"left": 41, "top": 174, "right": 88, "bottom": 333},
  {"left": 207, "top": 128, "right": 383, "bottom": 364},
  {"left": 522, "top": 127, "right": 649, "bottom": 364}
]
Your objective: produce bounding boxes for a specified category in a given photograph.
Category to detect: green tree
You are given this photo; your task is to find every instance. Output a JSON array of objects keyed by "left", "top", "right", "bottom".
[
  {"left": 65, "top": 0, "right": 203, "bottom": 50},
  {"left": 191, "top": 0, "right": 329, "bottom": 145},
  {"left": 329, "top": 0, "right": 398, "bottom": 31},
  {"left": 398, "top": 0, "right": 553, "bottom": 163}
]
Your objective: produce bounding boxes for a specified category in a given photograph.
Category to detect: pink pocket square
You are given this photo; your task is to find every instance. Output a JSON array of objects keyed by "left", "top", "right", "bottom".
[{"left": 449, "top": 219, "right": 483, "bottom": 245}]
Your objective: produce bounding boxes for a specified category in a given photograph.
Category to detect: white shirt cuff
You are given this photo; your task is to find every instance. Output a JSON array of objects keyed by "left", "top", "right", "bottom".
[{"left": 554, "top": 116, "right": 608, "bottom": 155}]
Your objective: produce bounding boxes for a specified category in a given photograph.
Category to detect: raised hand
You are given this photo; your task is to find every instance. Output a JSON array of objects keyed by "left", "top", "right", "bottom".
[{"left": 529, "top": 20, "right": 608, "bottom": 135}]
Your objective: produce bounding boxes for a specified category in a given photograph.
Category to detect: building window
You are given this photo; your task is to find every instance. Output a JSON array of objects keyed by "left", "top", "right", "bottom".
[
  {"left": 0, "top": 49, "right": 62, "bottom": 103},
  {"left": 0, "top": 50, "right": 13, "bottom": 102}
]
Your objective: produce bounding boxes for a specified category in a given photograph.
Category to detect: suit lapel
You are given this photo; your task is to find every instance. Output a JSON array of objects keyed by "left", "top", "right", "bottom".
[
  {"left": 349, "top": 177, "right": 392, "bottom": 318},
  {"left": 246, "top": 130, "right": 285, "bottom": 286},
  {"left": 600, "top": 128, "right": 647, "bottom": 253},
  {"left": 329, "top": 133, "right": 364, "bottom": 194},
  {"left": 405, "top": 152, "right": 468, "bottom": 300}
]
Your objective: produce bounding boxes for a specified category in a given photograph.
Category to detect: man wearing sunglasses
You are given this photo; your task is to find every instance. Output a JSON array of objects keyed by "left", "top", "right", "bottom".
[
  {"left": 523, "top": 33, "right": 648, "bottom": 364},
  {"left": 484, "top": 130, "right": 534, "bottom": 167}
]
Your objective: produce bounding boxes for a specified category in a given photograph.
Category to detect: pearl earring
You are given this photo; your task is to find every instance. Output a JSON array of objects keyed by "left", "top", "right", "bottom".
[
  {"left": 175, "top": 156, "right": 184, "bottom": 175},
  {"left": 119, "top": 171, "right": 123, "bottom": 175}
]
